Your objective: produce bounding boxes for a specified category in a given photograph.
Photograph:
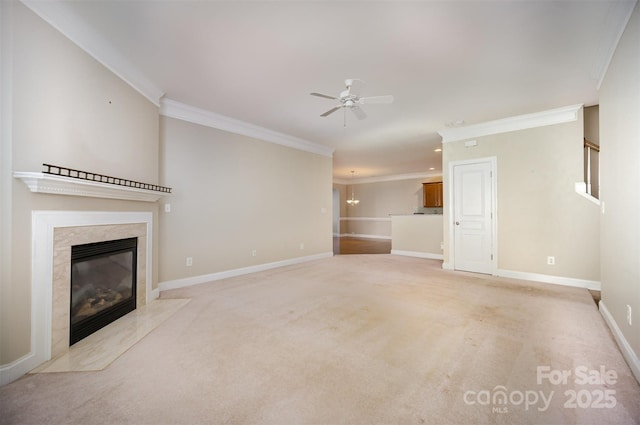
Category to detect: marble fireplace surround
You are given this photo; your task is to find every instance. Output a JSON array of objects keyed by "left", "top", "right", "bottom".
[{"left": 32, "top": 211, "right": 153, "bottom": 365}]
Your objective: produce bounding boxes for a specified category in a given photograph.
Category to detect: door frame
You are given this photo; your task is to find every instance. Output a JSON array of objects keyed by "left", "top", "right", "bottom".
[
  {"left": 447, "top": 156, "right": 498, "bottom": 274},
  {"left": 332, "top": 188, "right": 340, "bottom": 236}
]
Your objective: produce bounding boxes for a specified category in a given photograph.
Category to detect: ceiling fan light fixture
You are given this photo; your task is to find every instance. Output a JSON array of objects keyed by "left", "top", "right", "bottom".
[{"left": 310, "top": 79, "right": 393, "bottom": 127}]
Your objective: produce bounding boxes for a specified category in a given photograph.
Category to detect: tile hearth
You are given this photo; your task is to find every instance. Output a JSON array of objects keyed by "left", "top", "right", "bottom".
[{"left": 31, "top": 298, "right": 189, "bottom": 373}]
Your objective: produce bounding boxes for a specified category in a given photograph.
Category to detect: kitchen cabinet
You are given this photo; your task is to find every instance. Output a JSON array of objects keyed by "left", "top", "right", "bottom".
[{"left": 423, "top": 182, "right": 443, "bottom": 208}]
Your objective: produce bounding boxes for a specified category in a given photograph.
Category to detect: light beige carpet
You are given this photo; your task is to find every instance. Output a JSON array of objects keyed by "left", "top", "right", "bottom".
[{"left": 1, "top": 255, "right": 639, "bottom": 424}]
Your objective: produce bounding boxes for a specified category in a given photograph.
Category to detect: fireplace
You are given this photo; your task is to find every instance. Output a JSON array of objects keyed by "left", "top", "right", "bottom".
[
  {"left": 21, "top": 210, "right": 154, "bottom": 375},
  {"left": 70, "top": 237, "right": 138, "bottom": 345}
]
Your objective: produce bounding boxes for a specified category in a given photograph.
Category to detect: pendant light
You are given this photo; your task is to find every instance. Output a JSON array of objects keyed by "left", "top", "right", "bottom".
[{"left": 346, "top": 170, "right": 360, "bottom": 206}]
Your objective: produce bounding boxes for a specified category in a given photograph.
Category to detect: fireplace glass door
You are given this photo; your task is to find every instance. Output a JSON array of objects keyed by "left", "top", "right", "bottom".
[{"left": 70, "top": 237, "right": 137, "bottom": 345}]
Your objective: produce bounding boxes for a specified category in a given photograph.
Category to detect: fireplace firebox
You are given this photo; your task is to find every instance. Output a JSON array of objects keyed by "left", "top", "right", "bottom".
[{"left": 70, "top": 237, "right": 137, "bottom": 345}]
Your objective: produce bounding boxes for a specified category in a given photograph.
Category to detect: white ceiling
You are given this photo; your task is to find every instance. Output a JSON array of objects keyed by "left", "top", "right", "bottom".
[{"left": 25, "top": 1, "right": 636, "bottom": 180}]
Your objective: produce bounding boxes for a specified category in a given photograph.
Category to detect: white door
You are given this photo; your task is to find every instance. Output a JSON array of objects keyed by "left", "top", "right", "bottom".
[{"left": 452, "top": 160, "right": 495, "bottom": 274}]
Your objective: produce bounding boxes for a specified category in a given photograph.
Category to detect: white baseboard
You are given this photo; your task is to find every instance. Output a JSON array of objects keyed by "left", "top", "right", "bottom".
[
  {"left": 497, "top": 269, "right": 601, "bottom": 291},
  {"left": 391, "top": 250, "right": 443, "bottom": 260},
  {"left": 150, "top": 288, "right": 160, "bottom": 300},
  {"left": 159, "top": 252, "right": 334, "bottom": 292},
  {"left": 599, "top": 301, "right": 640, "bottom": 384},
  {"left": 0, "top": 351, "right": 40, "bottom": 387},
  {"left": 442, "top": 262, "right": 453, "bottom": 270}
]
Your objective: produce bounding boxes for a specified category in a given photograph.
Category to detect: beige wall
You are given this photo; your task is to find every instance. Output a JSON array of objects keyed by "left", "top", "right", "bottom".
[
  {"left": 337, "top": 177, "right": 442, "bottom": 238},
  {"left": 443, "top": 110, "right": 600, "bottom": 282},
  {"left": 599, "top": 3, "right": 640, "bottom": 366},
  {"left": 391, "top": 215, "right": 443, "bottom": 256},
  {"left": 1, "top": 3, "right": 160, "bottom": 365},
  {"left": 158, "top": 117, "right": 333, "bottom": 282},
  {"left": 11, "top": 6, "right": 159, "bottom": 182}
]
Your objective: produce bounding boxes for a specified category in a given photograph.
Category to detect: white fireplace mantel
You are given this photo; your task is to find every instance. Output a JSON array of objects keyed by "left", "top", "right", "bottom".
[{"left": 14, "top": 171, "right": 170, "bottom": 202}]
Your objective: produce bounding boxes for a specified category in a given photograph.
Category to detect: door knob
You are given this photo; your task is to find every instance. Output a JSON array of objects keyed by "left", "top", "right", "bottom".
[{"left": 455, "top": 221, "right": 460, "bottom": 226}]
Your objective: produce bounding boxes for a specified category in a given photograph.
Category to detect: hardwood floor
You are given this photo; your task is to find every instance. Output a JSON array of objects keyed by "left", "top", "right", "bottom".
[
  {"left": 589, "top": 289, "right": 601, "bottom": 306},
  {"left": 333, "top": 236, "right": 391, "bottom": 255}
]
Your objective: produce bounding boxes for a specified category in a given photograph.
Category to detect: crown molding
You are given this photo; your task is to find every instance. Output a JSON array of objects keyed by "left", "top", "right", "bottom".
[
  {"left": 333, "top": 171, "right": 442, "bottom": 185},
  {"left": 438, "top": 104, "right": 583, "bottom": 143},
  {"left": 592, "top": 0, "right": 637, "bottom": 89},
  {"left": 21, "top": 0, "right": 164, "bottom": 106},
  {"left": 160, "top": 98, "right": 334, "bottom": 158}
]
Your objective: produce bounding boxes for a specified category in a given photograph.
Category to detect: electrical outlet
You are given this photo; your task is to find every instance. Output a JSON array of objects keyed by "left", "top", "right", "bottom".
[
  {"left": 547, "top": 256, "right": 555, "bottom": 265},
  {"left": 299, "top": 243, "right": 304, "bottom": 250},
  {"left": 251, "top": 250, "right": 257, "bottom": 257},
  {"left": 627, "top": 305, "right": 632, "bottom": 326},
  {"left": 186, "top": 257, "right": 193, "bottom": 267}
]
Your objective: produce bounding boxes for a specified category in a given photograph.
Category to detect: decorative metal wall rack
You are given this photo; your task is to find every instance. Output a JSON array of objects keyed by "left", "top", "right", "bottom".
[{"left": 42, "top": 164, "right": 172, "bottom": 194}]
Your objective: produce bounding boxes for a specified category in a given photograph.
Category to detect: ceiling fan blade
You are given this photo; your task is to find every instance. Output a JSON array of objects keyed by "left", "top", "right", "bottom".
[
  {"left": 321, "top": 106, "right": 342, "bottom": 117},
  {"left": 351, "top": 106, "right": 367, "bottom": 120},
  {"left": 310, "top": 92, "right": 337, "bottom": 100},
  {"left": 359, "top": 95, "right": 394, "bottom": 105}
]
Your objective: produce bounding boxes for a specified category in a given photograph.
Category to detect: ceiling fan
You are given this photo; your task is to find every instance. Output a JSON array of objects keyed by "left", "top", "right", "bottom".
[{"left": 310, "top": 79, "right": 394, "bottom": 124}]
